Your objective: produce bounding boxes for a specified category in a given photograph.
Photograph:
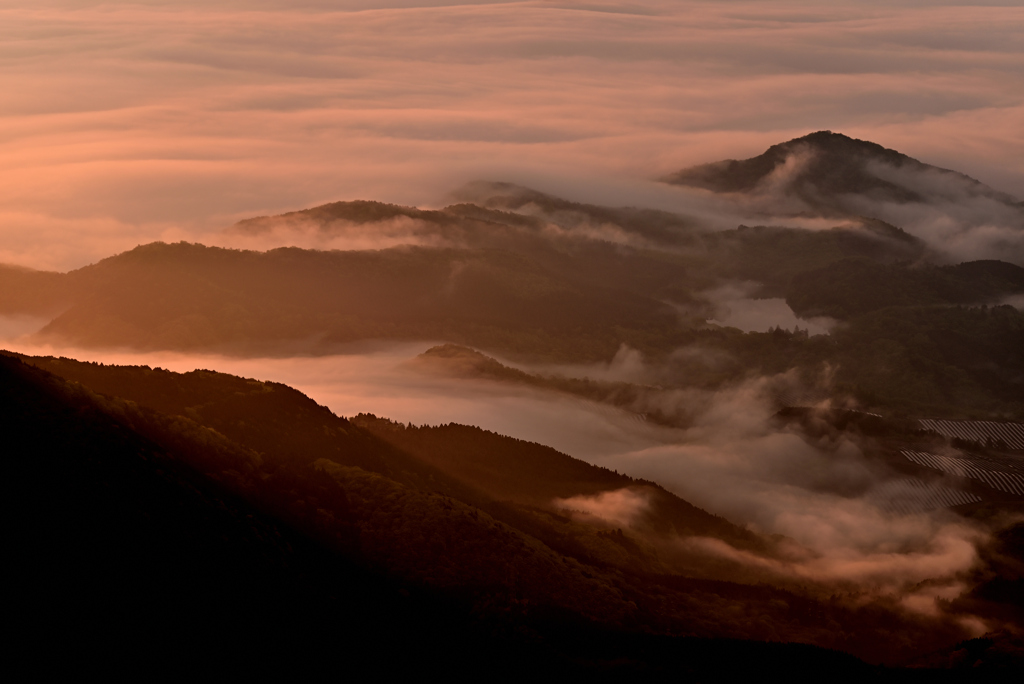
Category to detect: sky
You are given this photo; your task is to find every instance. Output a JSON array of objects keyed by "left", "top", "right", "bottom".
[{"left": 1, "top": 0, "right": 1022, "bottom": 270}]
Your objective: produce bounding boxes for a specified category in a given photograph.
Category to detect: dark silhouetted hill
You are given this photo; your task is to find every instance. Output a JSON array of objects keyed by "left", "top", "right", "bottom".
[
  {"left": 8, "top": 350, "right": 1013, "bottom": 672},
  {"left": 663, "top": 131, "right": 1021, "bottom": 213}
]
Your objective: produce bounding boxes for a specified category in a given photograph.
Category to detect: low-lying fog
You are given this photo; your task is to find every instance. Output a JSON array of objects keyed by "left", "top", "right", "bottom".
[
  {"left": 2, "top": 331, "right": 992, "bottom": 629},
  {"left": 702, "top": 282, "right": 835, "bottom": 334}
]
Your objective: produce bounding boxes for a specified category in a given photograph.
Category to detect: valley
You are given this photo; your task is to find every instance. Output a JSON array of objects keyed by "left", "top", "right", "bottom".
[{"left": 4, "top": 131, "right": 1023, "bottom": 677}]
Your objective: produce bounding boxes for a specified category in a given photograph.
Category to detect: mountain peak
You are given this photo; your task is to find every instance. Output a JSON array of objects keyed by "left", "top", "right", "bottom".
[
  {"left": 663, "top": 131, "right": 924, "bottom": 202},
  {"left": 777, "top": 130, "right": 919, "bottom": 166},
  {"left": 660, "top": 130, "right": 1024, "bottom": 227}
]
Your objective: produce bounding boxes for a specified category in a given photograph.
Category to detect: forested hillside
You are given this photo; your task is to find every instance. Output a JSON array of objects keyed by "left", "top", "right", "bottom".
[{"left": 8, "top": 350, "right": 1018, "bottom": 673}]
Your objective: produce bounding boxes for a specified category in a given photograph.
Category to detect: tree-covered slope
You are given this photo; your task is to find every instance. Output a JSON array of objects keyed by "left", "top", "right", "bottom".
[
  {"left": 787, "top": 259, "right": 1024, "bottom": 319},
  {"left": 25, "top": 241, "right": 685, "bottom": 361},
  {"left": 7, "top": 350, "right": 1008, "bottom": 668},
  {"left": 17, "top": 352, "right": 761, "bottom": 555},
  {"left": 351, "top": 414, "right": 763, "bottom": 550},
  {"left": 1, "top": 352, "right": 523, "bottom": 678}
]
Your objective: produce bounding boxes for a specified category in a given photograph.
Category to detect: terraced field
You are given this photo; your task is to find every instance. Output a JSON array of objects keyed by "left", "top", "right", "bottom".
[
  {"left": 869, "top": 478, "right": 981, "bottom": 515},
  {"left": 901, "top": 450, "right": 1024, "bottom": 496},
  {"left": 919, "top": 419, "right": 1024, "bottom": 450}
]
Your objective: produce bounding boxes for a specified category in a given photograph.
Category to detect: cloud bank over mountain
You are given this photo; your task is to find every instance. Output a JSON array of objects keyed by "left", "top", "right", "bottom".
[
  {"left": 1, "top": 0, "right": 1022, "bottom": 269},
  {"left": 665, "top": 131, "right": 1024, "bottom": 264}
]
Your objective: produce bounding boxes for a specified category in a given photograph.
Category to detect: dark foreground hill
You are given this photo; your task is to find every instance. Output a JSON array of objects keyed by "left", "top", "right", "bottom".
[{"left": 5, "top": 350, "right": 1023, "bottom": 677}]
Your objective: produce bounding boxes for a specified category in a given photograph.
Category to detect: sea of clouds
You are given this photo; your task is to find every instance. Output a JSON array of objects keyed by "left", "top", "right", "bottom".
[{"left": 1, "top": 0, "right": 1021, "bottom": 270}]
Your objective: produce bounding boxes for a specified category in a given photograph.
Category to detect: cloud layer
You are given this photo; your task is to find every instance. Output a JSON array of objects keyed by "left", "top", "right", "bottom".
[{"left": 1, "top": 1, "right": 1022, "bottom": 269}]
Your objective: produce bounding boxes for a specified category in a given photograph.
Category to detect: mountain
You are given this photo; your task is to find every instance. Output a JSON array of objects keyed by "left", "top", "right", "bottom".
[
  {"left": 663, "top": 130, "right": 1021, "bottom": 212},
  {"left": 10, "top": 350, "right": 766, "bottom": 559},
  {"left": 1, "top": 250, "right": 1022, "bottom": 418},
  {"left": 2, "top": 351, "right": 518, "bottom": 678},
  {"left": 6, "top": 239, "right": 1020, "bottom": 419},
  {"left": 232, "top": 185, "right": 707, "bottom": 251},
  {"left": 0, "top": 219, "right": 933, "bottom": 359},
  {"left": 7, "top": 349, "right": 1019, "bottom": 675},
  {"left": 6, "top": 132, "right": 1024, "bottom": 676},
  {"left": 664, "top": 131, "right": 1024, "bottom": 265},
  {"left": 13, "top": 240, "right": 685, "bottom": 361},
  {"left": 1, "top": 133, "right": 1022, "bottom": 417}
]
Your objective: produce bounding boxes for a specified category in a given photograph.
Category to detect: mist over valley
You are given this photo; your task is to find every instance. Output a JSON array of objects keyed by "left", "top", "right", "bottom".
[{"left": 4, "top": 2, "right": 1024, "bottom": 677}]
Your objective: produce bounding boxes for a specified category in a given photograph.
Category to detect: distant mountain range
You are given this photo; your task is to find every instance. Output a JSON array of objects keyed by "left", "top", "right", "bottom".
[
  {"left": 2, "top": 155, "right": 1022, "bottom": 418},
  {"left": 0, "top": 132, "right": 1021, "bottom": 417}
]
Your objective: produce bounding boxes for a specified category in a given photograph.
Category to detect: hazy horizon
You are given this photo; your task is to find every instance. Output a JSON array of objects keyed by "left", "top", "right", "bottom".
[{"left": 2, "top": 0, "right": 1022, "bottom": 270}]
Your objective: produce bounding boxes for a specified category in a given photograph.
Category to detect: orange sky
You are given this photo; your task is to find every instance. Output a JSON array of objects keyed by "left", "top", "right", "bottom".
[{"left": 1, "top": 0, "right": 1022, "bottom": 270}]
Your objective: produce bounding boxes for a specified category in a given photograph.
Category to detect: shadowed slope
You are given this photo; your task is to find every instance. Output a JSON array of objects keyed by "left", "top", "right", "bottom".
[
  {"left": 17, "top": 352, "right": 764, "bottom": 554},
  {"left": 6, "top": 350, "right": 1016, "bottom": 672},
  {"left": 352, "top": 412, "right": 764, "bottom": 551},
  {"left": 0, "top": 353, "right": 526, "bottom": 678}
]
